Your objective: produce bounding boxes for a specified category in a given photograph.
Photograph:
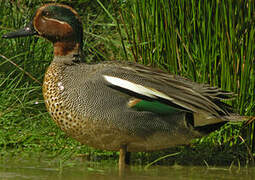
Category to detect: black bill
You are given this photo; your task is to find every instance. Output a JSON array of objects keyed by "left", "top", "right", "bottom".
[{"left": 2, "top": 21, "right": 37, "bottom": 39}]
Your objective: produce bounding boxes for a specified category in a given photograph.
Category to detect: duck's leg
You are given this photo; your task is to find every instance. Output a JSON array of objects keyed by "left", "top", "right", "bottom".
[{"left": 119, "top": 144, "right": 130, "bottom": 175}]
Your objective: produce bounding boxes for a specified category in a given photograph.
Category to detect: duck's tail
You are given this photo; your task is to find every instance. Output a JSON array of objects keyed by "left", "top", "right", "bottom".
[
  {"left": 192, "top": 113, "right": 251, "bottom": 135},
  {"left": 224, "top": 114, "right": 251, "bottom": 123}
]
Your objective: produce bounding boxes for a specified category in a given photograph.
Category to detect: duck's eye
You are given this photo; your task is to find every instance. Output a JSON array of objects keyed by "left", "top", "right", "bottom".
[{"left": 42, "top": 10, "right": 51, "bottom": 17}]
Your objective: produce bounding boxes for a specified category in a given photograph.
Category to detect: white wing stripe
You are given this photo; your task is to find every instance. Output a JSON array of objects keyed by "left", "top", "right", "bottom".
[{"left": 103, "top": 75, "right": 173, "bottom": 101}]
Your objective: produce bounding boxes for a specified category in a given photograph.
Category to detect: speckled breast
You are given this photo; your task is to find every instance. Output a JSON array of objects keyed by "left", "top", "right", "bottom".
[
  {"left": 42, "top": 63, "right": 98, "bottom": 143},
  {"left": 43, "top": 63, "right": 80, "bottom": 134}
]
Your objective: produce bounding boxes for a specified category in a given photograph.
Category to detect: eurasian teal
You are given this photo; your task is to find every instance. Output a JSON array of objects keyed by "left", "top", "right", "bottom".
[{"left": 3, "top": 3, "right": 245, "bottom": 170}]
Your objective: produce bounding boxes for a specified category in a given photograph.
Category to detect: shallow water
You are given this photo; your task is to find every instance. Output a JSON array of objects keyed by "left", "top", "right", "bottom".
[{"left": 0, "top": 158, "right": 254, "bottom": 180}]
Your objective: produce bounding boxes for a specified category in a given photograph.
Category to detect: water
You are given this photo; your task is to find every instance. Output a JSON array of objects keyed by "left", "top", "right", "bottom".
[{"left": 0, "top": 158, "right": 254, "bottom": 180}]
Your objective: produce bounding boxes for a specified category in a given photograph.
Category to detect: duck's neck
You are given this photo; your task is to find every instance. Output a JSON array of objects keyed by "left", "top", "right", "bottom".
[
  {"left": 53, "top": 41, "right": 82, "bottom": 64},
  {"left": 54, "top": 41, "right": 81, "bottom": 56}
]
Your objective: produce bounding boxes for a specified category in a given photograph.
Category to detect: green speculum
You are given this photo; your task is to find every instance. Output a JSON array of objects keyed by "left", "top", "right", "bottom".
[{"left": 132, "top": 100, "right": 182, "bottom": 115}]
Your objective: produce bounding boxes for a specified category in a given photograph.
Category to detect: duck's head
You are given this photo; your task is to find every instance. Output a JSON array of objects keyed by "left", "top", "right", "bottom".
[{"left": 3, "top": 4, "right": 83, "bottom": 57}]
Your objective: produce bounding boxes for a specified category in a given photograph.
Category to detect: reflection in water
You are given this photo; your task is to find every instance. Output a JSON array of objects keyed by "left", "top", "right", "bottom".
[{"left": 0, "top": 158, "right": 254, "bottom": 180}]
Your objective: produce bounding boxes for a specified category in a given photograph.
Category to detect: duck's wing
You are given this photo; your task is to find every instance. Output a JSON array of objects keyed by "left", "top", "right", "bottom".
[{"left": 101, "top": 62, "right": 238, "bottom": 126}]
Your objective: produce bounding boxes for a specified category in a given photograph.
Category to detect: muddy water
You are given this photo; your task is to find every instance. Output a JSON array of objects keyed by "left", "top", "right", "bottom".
[{"left": 0, "top": 158, "right": 254, "bottom": 180}]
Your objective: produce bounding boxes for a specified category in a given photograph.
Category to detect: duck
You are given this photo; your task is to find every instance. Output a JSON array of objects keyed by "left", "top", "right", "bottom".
[{"left": 2, "top": 3, "right": 245, "bottom": 170}]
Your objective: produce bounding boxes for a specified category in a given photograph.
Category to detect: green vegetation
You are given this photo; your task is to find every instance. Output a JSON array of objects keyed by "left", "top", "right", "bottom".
[{"left": 0, "top": 0, "right": 254, "bottom": 168}]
